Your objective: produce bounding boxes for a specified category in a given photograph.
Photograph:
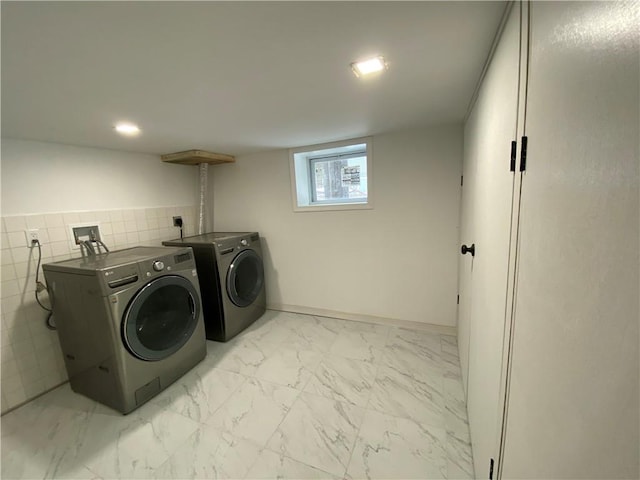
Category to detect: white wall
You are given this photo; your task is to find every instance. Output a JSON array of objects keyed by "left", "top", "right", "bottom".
[
  {"left": 211, "top": 126, "right": 463, "bottom": 327},
  {"left": 1, "top": 138, "right": 199, "bottom": 215}
]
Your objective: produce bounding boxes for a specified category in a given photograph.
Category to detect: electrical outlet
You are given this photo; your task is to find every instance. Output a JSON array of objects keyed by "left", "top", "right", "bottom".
[
  {"left": 173, "top": 216, "right": 183, "bottom": 227},
  {"left": 25, "top": 229, "right": 39, "bottom": 247}
]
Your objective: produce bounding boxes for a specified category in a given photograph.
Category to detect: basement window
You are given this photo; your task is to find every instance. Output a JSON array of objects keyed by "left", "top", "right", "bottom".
[{"left": 289, "top": 137, "right": 373, "bottom": 212}]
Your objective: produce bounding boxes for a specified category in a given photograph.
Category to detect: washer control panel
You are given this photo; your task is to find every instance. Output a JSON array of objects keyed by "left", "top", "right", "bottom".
[
  {"left": 145, "top": 259, "right": 171, "bottom": 277},
  {"left": 96, "top": 247, "right": 196, "bottom": 291},
  {"left": 152, "top": 261, "right": 165, "bottom": 272},
  {"left": 138, "top": 248, "right": 194, "bottom": 279}
]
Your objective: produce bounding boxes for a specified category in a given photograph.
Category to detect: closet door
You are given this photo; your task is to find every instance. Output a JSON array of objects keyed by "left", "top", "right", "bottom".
[
  {"left": 459, "top": 2, "right": 525, "bottom": 477},
  {"left": 500, "top": 1, "right": 639, "bottom": 478}
]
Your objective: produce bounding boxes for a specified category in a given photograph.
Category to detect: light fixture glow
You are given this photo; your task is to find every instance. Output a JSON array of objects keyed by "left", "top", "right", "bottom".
[
  {"left": 114, "top": 123, "right": 141, "bottom": 136},
  {"left": 351, "top": 56, "right": 387, "bottom": 78}
]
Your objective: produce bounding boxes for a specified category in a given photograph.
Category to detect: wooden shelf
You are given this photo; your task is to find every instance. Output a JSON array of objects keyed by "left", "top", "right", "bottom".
[{"left": 161, "top": 149, "right": 235, "bottom": 165}]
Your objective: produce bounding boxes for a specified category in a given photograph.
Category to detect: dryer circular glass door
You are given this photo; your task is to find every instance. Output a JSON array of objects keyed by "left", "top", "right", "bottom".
[
  {"left": 123, "top": 275, "right": 201, "bottom": 361},
  {"left": 226, "top": 249, "right": 264, "bottom": 307}
]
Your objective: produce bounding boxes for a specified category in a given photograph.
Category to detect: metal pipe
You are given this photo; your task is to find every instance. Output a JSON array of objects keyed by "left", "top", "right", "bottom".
[{"left": 198, "top": 162, "right": 209, "bottom": 234}]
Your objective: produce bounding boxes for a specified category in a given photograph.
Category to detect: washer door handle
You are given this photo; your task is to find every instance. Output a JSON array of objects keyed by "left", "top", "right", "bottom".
[{"left": 188, "top": 294, "right": 195, "bottom": 317}]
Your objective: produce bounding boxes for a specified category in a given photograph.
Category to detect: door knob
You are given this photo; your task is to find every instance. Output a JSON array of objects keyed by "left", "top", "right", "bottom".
[{"left": 461, "top": 244, "right": 475, "bottom": 256}]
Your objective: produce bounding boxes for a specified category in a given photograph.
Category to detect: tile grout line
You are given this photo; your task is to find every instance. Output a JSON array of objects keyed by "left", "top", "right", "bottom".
[
  {"left": 252, "top": 317, "right": 346, "bottom": 475},
  {"left": 258, "top": 315, "right": 378, "bottom": 478},
  {"left": 340, "top": 323, "right": 393, "bottom": 478},
  {"left": 254, "top": 379, "right": 305, "bottom": 469}
]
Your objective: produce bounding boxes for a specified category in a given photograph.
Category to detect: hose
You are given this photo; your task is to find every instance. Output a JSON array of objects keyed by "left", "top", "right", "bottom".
[{"left": 33, "top": 240, "right": 56, "bottom": 330}]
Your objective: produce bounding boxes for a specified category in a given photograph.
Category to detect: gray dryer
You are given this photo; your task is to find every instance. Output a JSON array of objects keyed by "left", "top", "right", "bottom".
[{"left": 164, "top": 232, "right": 266, "bottom": 341}]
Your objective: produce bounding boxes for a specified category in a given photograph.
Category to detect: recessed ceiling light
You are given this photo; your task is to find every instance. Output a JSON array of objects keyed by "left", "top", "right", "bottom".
[
  {"left": 114, "top": 122, "right": 141, "bottom": 136},
  {"left": 351, "top": 56, "right": 387, "bottom": 78}
]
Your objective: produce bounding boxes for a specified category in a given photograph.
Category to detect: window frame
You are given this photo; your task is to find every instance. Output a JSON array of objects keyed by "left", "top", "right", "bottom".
[
  {"left": 309, "top": 151, "right": 367, "bottom": 204},
  {"left": 289, "top": 136, "right": 373, "bottom": 212}
]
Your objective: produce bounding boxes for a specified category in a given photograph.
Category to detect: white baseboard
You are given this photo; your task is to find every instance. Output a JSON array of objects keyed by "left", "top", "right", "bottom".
[{"left": 267, "top": 303, "right": 457, "bottom": 337}]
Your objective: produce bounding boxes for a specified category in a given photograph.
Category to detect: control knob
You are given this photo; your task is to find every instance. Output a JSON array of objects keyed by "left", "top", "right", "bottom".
[
  {"left": 152, "top": 260, "right": 165, "bottom": 272},
  {"left": 240, "top": 239, "right": 248, "bottom": 246}
]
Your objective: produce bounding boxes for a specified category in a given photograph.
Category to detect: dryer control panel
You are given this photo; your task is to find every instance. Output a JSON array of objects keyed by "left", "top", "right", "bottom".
[{"left": 216, "top": 233, "right": 260, "bottom": 255}]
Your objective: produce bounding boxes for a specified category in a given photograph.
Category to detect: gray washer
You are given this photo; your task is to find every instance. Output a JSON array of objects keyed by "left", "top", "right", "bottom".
[
  {"left": 163, "top": 232, "right": 266, "bottom": 342},
  {"left": 43, "top": 246, "right": 206, "bottom": 414}
]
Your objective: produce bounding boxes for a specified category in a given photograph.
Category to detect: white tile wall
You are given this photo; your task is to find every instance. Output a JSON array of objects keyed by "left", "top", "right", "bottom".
[{"left": 0, "top": 205, "right": 198, "bottom": 414}]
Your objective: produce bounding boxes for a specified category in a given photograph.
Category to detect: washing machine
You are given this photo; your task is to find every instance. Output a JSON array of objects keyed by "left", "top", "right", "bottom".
[
  {"left": 163, "top": 232, "right": 266, "bottom": 341},
  {"left": 42, "top": 246, "right": 206, "bottom": 414}
]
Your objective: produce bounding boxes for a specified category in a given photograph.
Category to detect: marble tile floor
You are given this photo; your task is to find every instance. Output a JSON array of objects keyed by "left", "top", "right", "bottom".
[{"left": 1, "top": 310, "right": 474, "bottom": 479}]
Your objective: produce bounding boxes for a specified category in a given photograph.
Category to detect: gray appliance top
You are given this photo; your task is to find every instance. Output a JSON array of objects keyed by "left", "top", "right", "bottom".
[
  {"left": 164, "top": 232, "right": 258, "bottom": 246},
  {"left": 42, "top": 246, "right": 188, "bottom": 273}
]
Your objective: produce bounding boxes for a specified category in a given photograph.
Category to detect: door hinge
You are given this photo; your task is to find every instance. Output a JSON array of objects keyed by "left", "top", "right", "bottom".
[
  {"left": 460, "top": 175, "right": 464, "bottom": 186},
  {"left": 519, "top": 136, "right": 528, "bottom": 172},
  {"left": 489, "top": 458, "right": 495, "bottom": 479},
  {"left": 510, "top": 140, "right": 517, "bottom": 172},
  {"left": 456, "top": 294, "right": 459, "bottom": 305}
]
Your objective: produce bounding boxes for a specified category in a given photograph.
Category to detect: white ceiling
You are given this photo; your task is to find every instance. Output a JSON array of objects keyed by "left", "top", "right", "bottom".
[{"left": 1, "top": 1, "right": 505, "bottom": 157}]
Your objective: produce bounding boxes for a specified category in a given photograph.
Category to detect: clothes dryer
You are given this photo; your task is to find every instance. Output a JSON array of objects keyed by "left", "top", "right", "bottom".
[
  {"left": 163, "top": 232, "right": 266, "bottom": 341},
  {"left": 43, "top": 246, "right": 206, "bottom": 414}
]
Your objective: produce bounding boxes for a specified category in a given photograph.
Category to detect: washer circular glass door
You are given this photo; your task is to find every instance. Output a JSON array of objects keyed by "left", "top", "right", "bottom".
[
  {"left": 123, "top": 275, "right": 201, "bottom": 361},
  {"left": 226, "top": 249, "right": 264, "bottom": 307}
]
